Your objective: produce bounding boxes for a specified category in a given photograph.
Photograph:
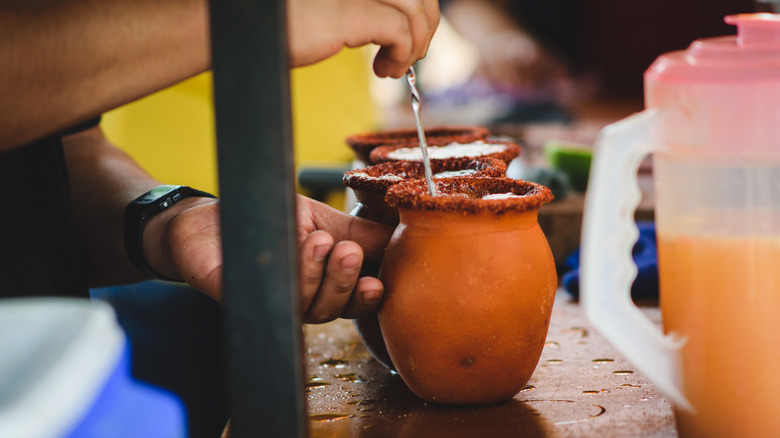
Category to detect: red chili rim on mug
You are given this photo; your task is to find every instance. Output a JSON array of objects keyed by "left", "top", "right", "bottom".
[
  {"left": 385, "top": 177, "right": 553, "bottom": 214},
  {"left": 343, "top": 157, "right": 508, "bottom": 193}
]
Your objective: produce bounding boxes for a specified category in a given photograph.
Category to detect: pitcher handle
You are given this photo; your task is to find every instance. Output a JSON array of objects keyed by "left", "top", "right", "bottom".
[{"left": 580, "top": 109, "right": 692, "bottom": 411}]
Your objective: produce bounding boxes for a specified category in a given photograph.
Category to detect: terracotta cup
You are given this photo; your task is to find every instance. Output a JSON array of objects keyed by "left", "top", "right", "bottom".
[
  {"left": 343, "top": 158, "right": 507, "bottom": 370},
  {"left": 378, "top": 177, "right": 556, "bottom": 405},
  {"left": 369, "top": 139, "right": 521, "bottom": 166},
  {"left": 345, "top": 125, "right": 490, "bottom": 165}
]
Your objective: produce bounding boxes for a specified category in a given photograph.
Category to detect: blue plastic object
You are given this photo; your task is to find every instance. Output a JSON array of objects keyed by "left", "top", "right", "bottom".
[
  {"left": 91, "top": 281, "right": 228, "bottom": 438},
  {"left": 66, "top": 344, "right": 186, "bottom": 438},
  {"left": 562, "top": 221, "right": 658, "bottom": 300}
]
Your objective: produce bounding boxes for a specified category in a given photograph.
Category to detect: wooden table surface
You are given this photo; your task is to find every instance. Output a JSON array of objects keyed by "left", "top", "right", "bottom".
[{"left": 304, "top": 292, "right": 676, "bottom": 437}]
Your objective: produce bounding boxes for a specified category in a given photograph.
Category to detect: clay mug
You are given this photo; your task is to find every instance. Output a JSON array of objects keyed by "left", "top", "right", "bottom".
[
  {"left": 343, "top": 158, "right": 508, "bottom": 369},
  {"left": 378, "top": 177, "right": 556, "bottom": 405}
]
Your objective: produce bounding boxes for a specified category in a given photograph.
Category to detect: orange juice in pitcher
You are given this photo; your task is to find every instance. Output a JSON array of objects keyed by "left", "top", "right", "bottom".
[{"left": 658, "top": 231, "right": 780, "bottom": 437}]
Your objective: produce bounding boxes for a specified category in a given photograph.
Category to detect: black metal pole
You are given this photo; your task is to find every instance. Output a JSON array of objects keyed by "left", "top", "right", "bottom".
[{"left": 209, "top": 0, "right": 305, "bottom": 436}]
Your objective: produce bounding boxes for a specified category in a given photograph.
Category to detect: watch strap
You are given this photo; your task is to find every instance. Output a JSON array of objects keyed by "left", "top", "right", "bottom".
[{"left": 123, "top": 185, "right": 217, "bottom": 281}]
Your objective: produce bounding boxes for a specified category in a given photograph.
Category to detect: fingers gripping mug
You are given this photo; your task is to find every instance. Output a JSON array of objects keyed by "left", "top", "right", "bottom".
[{"left": 581, "top": 14, "right": 780, "bottom": 438}]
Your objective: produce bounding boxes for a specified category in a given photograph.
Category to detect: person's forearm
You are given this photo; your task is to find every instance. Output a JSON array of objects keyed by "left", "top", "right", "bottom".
[
  {"left": 62, "top": 126, "right": 162, "bottom": 286},
  {"left": 0, "top": 0, "right": 210, "bottom": 150}
]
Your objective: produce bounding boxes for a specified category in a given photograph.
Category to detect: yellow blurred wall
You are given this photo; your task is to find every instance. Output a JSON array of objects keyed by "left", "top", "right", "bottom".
[{"left": 102, "top": 48, "right": 378, "bottom": 202}]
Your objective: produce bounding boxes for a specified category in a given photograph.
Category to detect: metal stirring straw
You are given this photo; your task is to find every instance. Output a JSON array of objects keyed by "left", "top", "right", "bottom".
[{"left": 405, "top": 66, "right": 437, "bottom": 196}]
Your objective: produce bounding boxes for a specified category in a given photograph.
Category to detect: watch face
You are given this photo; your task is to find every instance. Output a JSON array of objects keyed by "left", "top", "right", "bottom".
[
  {"left": 136, "top": 185, "right": 183, "bottom": 205},
  {"left": 146, "top": 185, "right": 180, "bottom": 200}
]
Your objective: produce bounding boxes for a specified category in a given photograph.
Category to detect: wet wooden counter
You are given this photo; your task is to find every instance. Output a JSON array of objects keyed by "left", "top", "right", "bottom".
[{"left": 304, "top": 292, "right": 676, "bottom": 437}]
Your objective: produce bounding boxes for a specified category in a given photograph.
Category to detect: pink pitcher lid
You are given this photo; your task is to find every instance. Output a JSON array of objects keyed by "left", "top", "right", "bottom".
[
  {"left": 646, "top": 13, "right": 780, "bottom": 84},
  {"left": 644, "top": 13, "right": 780, "bottom": 154}
]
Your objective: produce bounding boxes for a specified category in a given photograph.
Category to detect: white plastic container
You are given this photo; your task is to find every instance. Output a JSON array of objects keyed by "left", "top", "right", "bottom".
[{"left": 0, "top": 298, "right": 186, "bottom": 438}]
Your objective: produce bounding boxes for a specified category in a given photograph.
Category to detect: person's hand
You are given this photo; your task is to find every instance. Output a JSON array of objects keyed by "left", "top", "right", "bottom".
[
  {"left": 144, "top": 197, "right": 224, "bottom": 300},
  {"left": 286, "top": 0, "right": 440, "bottom": 78},
  {"left": 146, "top": 194, "right": 394, "bottom": 324},
  {"left": 296, "top": 195, "right": 394, "bottom": 324}
]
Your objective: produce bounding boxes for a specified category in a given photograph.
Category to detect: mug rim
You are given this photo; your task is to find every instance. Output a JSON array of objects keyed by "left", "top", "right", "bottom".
[
  {"left": 343, "top": 157, "right": 507, "bottom": 193},
  {"left": 346, "top": 125, "right": 489, "bottom": 150},
  {"left": 369, "top": 139, "right": 521, "bottom": 165},
  {"left": 385, "top": 177, "right": 554, "bottom": 214}
]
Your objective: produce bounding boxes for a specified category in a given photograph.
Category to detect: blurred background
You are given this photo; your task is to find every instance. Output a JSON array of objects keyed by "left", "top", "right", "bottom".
[{"left": 102, "top": 0, "right": 753, "bottom": 212}]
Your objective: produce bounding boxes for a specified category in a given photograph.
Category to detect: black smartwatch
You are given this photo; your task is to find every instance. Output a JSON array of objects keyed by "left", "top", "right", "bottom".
[{"left": 124, "top": 185, "right": 217, "bottom": 281}]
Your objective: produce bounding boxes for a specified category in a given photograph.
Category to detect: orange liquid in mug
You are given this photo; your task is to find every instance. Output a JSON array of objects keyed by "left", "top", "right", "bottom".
[{"left": 658, "top": 234, "right": 780, "bottom": 438}]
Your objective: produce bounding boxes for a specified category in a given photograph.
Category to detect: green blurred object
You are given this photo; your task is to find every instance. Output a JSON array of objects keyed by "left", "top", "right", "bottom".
[{"left": 543, "top": 140, "right": 593, "bottom": 192}]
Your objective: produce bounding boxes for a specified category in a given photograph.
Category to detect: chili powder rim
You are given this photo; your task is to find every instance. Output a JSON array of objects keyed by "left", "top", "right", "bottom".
[
  {"left": 346, "top": 125, "right": 490, "bottom": 150},
  {"left": 369, "top": 139, "right": 521, "bottom": 165},
  {"left": 385, "top": 177, "right": 554, "bottom": 214},
  {"left": 343, "top": 157, "right": 507, "bottom": 193}
]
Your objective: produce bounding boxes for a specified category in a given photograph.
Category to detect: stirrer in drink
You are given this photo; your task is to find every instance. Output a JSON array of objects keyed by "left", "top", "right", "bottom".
[{"left": 404, "top": 66, "right": 437, "bottom": 196}]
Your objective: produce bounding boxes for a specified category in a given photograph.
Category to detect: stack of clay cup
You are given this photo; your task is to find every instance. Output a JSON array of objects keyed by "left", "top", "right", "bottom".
[
  {"left": 343, "top": 125, "right": 521, "bottom": 227},
  {"left": 342, "top": 125, "right": 524, "bottom": 371}
]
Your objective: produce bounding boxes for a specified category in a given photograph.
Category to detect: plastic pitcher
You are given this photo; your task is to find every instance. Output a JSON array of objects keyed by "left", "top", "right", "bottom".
[{"left": 581, "top": 14, "right": 780, "bottom": 438}]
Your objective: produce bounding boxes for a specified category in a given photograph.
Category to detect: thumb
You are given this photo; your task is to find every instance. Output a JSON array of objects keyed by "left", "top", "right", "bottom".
[
  {"left": 345, "top": 215, "right": 395, "bottom": 262},
  {"left": 309, "top": 199, "right": 394, "bottom": 261}
]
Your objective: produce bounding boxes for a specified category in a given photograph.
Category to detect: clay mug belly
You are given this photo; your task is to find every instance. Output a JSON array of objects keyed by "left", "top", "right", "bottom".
[{"left": 378, "top": 177, "right": 556, "bottom": 405}]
